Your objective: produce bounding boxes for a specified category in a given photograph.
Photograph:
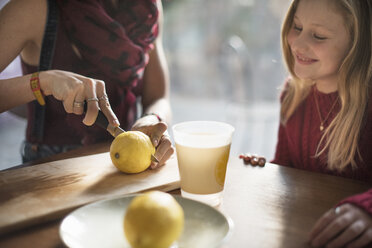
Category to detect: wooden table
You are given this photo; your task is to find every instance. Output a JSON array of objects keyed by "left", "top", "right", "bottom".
[{"left": 0, "top": 143, "right": 371, "bottom": 248}]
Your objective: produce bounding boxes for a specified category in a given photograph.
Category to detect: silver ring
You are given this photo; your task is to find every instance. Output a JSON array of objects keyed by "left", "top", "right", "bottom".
[
  {"left": 86, "top": 97, "right": 99, "bottom": 102},
  {"left": 73, "top": 101, "right": 84, "bottom": 108},
  {"left": 98, "top": 94, "right": 108, "bottom": 101},
  {"left": 334, "top": 207, "right": 341, "bottom": 215}
]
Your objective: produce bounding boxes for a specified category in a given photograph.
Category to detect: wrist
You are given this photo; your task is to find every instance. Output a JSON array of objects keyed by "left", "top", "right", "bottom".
[
  {"left": 38, "top": 71, "right": 51, "bottom": 96},
  {"left": 30, "top": 72, "right": 45, "bottom": 105}
]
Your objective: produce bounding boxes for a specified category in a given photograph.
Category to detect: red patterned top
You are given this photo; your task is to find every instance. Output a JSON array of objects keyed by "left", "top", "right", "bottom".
[{"left": 23, "top": 0, "right": 159, "bottom": 145}]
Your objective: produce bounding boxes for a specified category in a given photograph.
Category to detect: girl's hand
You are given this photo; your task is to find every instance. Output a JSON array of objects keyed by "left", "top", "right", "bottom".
[
  {"left": 131, "top": 115, "right": 174, "bottom": 169},
  {"left": 309, "top": 203, "right": 372, "bottom": 248},
  {"left": 39, "top": 70, "right": 119, "bottom": 127}
]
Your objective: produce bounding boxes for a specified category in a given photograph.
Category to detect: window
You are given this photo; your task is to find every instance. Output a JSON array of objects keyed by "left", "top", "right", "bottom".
[
  {"left": 163, "top": 0, "right": 290, "bottom": 158},
  {"left": 0, "top": 0, "right": 291, "bottom": 169}
]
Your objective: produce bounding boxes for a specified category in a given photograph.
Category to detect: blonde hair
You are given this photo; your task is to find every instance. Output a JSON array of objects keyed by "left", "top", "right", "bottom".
[{"left": 280, "top": 0, "right": 372, "bottom": 171}]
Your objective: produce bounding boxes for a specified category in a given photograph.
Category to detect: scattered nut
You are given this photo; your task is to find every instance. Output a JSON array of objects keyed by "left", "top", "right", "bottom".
[
  {"left": 258, "top": 157, "right": 266, "bottom": 167},
  {"left": 250, "top": 155, "right": 259, "bottom": 166},
  {"left": 239, "top": 153, "right": 266, "bottom": 167}
]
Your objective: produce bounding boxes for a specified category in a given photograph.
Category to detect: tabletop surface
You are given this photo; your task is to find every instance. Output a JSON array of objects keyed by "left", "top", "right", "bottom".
[{"left": 0, "top": 143, "right": 371, "bottom": 248}]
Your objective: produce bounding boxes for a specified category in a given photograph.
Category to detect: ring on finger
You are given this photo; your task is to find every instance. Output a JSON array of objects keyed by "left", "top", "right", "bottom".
[
  {"left": 86, "top": 97, "right": 99, "bottom": 102},
  {"left": 73, "top": 101, "right": 84, "bottom": 108},
  {"left": 334, "top": 206, "right": 341, "bottom": 215},
  {"left": 98, "top": 94, "right": 108, "bottom": 102}
]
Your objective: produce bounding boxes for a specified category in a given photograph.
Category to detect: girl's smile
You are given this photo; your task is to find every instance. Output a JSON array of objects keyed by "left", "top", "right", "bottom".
[
  {"left": 287, "top": 0, "right": 351, "bottom": 92},
  {"left": 294, "top": 52, "right": 317, "bottom": 65}
]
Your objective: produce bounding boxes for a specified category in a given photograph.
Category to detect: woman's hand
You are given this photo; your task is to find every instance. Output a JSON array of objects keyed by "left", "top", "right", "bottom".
[
  {"left": 39, "top": 70, "right": 119, "bottom": 127},
  {"left": 131, "top": 114, "right": 174, "bottom": 169},
  {"left": 309, "top": 203, "right": 372, "bottom": 248}
]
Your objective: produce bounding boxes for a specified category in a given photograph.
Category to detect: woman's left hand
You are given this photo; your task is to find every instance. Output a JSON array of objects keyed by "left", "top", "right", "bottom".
[
  {"left": 309, "top": 203, "right": 372, "bottom": 248},
  {"left": 131, "top": 115, "right": 174, "bottom": 169}
]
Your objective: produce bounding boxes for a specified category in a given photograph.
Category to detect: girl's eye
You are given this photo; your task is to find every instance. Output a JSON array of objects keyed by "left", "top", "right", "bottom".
[
  {"left": 293, "top": 24, "right": 302, "bottom": 32},
  {"left": 313, "top": 33, "right": 327, "bottom": 40}
]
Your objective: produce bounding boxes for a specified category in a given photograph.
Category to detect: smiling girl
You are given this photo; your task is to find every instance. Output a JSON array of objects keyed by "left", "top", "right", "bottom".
[{"left": 273, "top": 0, "right": 372, "bottom": 247}]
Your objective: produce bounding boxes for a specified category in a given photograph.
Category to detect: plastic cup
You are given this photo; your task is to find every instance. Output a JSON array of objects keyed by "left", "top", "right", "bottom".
[{"left": 172, "top": 121, "right": 234, "bottom": 207}]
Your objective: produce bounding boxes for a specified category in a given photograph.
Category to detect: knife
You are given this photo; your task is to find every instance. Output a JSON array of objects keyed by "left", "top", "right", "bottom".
[{"left": 85, "top": 105, "right": 159, "bottom": 163}]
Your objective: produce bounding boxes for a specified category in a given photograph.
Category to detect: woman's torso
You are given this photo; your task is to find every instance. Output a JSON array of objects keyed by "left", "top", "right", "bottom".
[{"left": 22, "top": 0, "right": 157, "bottom": 145}]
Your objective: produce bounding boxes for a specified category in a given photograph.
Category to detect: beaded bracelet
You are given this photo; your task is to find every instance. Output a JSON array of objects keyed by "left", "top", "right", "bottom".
[
  {"left": 30, "top": 72, "right": 45, "bottom": 106},
  {"left": 142, "top": 113, "right": 162, "bottom": 122}
]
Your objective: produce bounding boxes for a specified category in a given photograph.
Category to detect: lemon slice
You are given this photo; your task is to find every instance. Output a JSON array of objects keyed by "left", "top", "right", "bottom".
[{"left": 215, "top": 152, "right": 229, "bottom": 186}]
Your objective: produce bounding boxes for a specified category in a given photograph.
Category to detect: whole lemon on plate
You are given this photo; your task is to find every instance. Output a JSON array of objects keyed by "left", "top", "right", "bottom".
[
  {"left": 124, "top": 191, "right": 184, "bottom": 248},
  {"left": 110, "top": 131, "right": 155, "bottom": 174}
]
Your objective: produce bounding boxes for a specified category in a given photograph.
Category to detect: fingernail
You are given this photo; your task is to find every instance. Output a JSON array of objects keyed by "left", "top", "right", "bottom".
[
  {"left": 113, "top": 119, "right": 120, "bottom": 126},
  {"left": 82, "top": 119, "right": 90, "bottom": 126},
  {"left": 153, "top": 138, "right": 159, "bottom": 147},
  {"left": 150, "top": 162, "right": 158, "bottom": 169}
]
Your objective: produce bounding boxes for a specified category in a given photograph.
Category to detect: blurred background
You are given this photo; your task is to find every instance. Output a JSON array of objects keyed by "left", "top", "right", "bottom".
[{"left": 0, "top": 0, "right": 290, "bottom": 170}]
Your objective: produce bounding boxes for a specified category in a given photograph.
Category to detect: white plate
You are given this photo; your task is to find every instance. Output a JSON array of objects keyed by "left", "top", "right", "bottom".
[{"left": 60, "top": 195, "right": 233, "bottom": 248}]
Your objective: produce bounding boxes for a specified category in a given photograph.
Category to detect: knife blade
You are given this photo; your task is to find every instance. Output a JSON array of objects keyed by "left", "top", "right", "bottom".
[
  {"left": 86, "top": 106, "right": 159, "bottom": 163},
  {"left": 94, "top": 110, "right": 125, "bottom": 138}
]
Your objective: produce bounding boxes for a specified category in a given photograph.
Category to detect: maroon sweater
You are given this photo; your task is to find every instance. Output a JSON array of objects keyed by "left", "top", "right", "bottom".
[
  {"left": 272, "top": 85, "right": 372, "bottom": 214},
  {"left": 23, "top": 0, "right": 158, "bottom": 146}
]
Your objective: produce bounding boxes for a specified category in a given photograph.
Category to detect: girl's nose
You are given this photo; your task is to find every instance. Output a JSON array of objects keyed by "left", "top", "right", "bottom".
[{"left": 290, "top": 33, "right": 309, "bottom": 53}]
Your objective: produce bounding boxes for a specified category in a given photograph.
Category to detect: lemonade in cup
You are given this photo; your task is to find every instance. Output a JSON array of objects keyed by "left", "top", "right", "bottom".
[{"left": 172, "top": 121, "right": 234, "bottom": 207}]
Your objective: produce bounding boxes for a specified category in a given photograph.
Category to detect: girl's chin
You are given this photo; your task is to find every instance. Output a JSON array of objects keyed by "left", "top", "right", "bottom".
[
  {"left": 293, "top": 70, "right": 314, "bottom": 80},
  {"left": 294, "top": 75, "right": 313, "bottom": 81}
]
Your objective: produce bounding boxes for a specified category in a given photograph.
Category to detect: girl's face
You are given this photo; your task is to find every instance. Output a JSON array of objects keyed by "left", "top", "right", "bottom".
[{"left": 287, "top": 0, "right": 351, "bottom": 88}]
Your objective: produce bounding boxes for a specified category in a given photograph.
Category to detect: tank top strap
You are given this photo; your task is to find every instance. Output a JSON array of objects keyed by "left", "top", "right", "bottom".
[{"left": 32, "top": 0, "right": 59, "bottom": 142}]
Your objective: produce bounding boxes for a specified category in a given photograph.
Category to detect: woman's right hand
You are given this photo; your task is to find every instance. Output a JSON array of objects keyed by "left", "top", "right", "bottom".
[{"left": 39, "top": 70, "right": 120, "bottom": 127}]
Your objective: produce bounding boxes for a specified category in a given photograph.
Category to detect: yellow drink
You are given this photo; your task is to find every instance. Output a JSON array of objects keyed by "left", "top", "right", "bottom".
[
  {"left": 173, "top": 121, "right": 234, "bottom": 206},
  {"left": 175, "top": 143, "right": 231, "bottom": 194}
]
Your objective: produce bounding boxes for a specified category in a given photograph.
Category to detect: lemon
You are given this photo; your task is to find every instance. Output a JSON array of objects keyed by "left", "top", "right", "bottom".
[
  {"left": 110, "top": 131, "right": 155, "bottom": 174},
  {"left": 215, "top": 160, "right": 227, "bottom": 186},
  {"left": 124, "top": 191, "right": 184, "bottom": 248},
  {"left": 214, "top": 149, "right": 230, "bottom": 186}
]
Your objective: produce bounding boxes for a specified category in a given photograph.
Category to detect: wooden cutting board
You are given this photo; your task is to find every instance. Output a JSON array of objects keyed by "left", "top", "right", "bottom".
[{"left": 0, "top": 152, "right": 180, "bottom": 235}]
